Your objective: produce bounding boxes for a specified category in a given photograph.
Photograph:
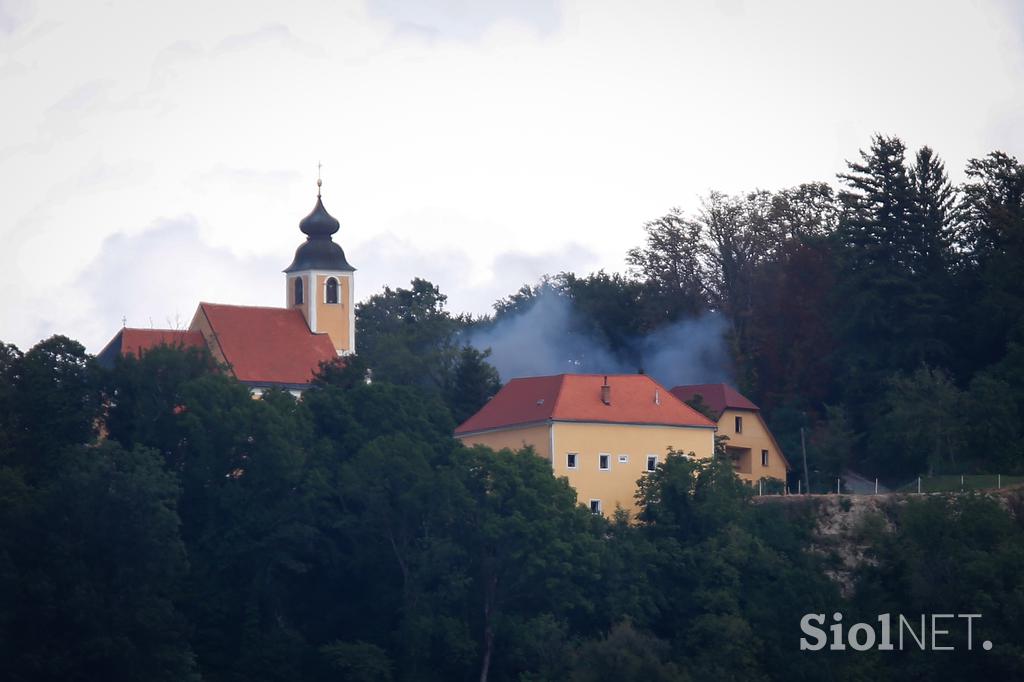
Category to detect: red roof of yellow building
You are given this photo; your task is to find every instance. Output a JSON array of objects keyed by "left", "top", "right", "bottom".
[
  {"left": 455, "top": 373, "right": 716, "bottom": 435},
  {"left": 669, "top": 383, "right": 759, "bottom": 418}
]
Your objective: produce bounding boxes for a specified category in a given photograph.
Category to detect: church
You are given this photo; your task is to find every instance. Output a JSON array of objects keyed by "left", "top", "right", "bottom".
[{"left": 98, "top": 181, "right": 355, "bottom": 395}]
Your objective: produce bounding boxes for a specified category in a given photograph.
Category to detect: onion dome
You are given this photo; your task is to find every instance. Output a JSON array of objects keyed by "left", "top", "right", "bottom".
[
  {"left": 284, "top": 188, "right": 355, "bottom": 273},
  {"left": 299, "top": 196, "right": 340, "bottom": 237}
]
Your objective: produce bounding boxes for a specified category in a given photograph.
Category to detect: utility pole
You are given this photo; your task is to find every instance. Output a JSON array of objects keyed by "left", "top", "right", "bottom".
[{"left": 800, "top": 426, "right": 810, "bottom": 495}]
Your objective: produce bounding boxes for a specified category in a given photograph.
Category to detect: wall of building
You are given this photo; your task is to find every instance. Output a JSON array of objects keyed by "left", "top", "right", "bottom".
[
  {"left": 551, "top": 421, "right": 715, "bottom": 517},
  {"left": 188, "top": 307, "right": 228, "bottom": 367},
  {"left": 718, "top": 408, "right": 789, "bottom": 483},
  {"left": 457, "top": 423, "right": 553, "bottom": 460},
  {"left": 314, "top": 273, "right": 353, "bottom": 354},
  {"left": 287, "top": 274, "right": 311, "bottom": 325}
]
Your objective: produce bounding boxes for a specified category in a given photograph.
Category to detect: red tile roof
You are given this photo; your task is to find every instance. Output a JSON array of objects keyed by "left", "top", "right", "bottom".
[
  {"left": 669, "top": 383, "right": 759, "bottom": 419},
  {"left": 455, "top": 374, "right": 716, "bottom": 435},
  {"left": 196, "top": 303, "right": 337, "bottom": 387},
  {"left": 96, "top": 328, "right": 207, "bottom": 366}
]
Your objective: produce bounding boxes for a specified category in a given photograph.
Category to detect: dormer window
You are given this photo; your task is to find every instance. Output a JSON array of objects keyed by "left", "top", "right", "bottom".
[
  {"left": 325, "top": 277, "right": 339, "bottom": 304},
  {"left": 294, "top": 277, "right": 304, "bottom": 305}
]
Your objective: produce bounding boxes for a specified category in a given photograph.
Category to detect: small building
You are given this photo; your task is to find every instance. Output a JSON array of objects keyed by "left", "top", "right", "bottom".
[
  {"left": 98, "top": 186, "right": 355, "bottom": 394},
  {"left": 454, "top": 374, "right": 717, "bottom": 516},
  {"left": 669, "top": 383, "right": 790, "bottom": 484}
]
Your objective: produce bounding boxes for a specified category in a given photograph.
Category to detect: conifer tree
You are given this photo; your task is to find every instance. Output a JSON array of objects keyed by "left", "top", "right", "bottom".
[{"left": 834, "top": 136, "right": 951, "bottom": 425}]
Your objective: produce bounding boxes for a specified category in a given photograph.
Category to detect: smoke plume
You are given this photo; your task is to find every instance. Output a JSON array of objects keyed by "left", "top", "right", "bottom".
[{"left": 465, "top": 291, "right": 732, "bottom": 389}]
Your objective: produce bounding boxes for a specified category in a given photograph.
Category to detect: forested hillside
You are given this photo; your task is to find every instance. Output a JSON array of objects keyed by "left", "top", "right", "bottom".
[
  {"left": 2, "top": 135, "right": 1023, "bottom": 680},
  {"left": 1, "top": 338, "right": 1023, "bottom": 680}
]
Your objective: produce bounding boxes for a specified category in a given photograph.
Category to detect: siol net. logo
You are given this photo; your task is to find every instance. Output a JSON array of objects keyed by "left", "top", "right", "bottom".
[{"left": 800, "top": 613, "right": 992, "bottom": 652}]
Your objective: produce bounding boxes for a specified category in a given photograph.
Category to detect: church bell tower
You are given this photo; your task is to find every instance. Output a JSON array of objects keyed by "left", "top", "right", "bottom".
[{"left": 284, "top": 179, "right": 356, "bottom": 355}]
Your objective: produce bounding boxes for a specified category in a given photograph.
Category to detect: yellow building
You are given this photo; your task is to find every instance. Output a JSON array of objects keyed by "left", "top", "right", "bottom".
[
  {"left": 454, "top": 374, "right": 717, "bottom": 517},
  {"left": 669, "top": 384, "right": 790, "bottom": 484}
]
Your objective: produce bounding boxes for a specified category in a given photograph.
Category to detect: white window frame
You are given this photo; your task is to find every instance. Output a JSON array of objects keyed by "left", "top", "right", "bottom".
[
  {"left": 589, "top": 499, "right": 602, "bottom": 515},
  {"left": 618, "top": 454, "right": 629, "bottom": 464},
  {"left": 646, "top": 454, "right": 658, "bottom": 472},
  {"left": 566, "top": 452, "right": 578, "bottom": 469},
  {"left": 761, "top": 449, "right": 769, "bottom": 467},
  {"left": 598, "top": 453, "right": 610, "bottom": 471},
  {"left": 735, "top": 415, "right": 743, "bottom": 433}
]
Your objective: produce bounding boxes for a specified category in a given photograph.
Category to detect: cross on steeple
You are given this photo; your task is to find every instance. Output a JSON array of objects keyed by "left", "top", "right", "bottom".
[{"left": 317, "top": 161, "right": 323, "bottom": 197}]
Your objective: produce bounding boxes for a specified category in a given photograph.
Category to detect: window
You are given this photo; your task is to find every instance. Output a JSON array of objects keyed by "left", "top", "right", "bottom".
[
  {"left": 294, "top": 277, "right": 304, "bottom": 305},
  {"left": 618, "top": 454, "right": 629, "bottom": 464},
  {"left": 646, "top": 455, "right": 658, "bottom": 472},
  {"left": 599, "top": 454, "right": 610, "bottom": 470},
  {"left": 761, "top": 449, "right": 769, "bottom": 467},
  {"left": 566, "top": 452, "right": 578, "bottom": 469},
  {"left": 325, "top": 277, "right": 339, "bottom": 304},
  {"left": 589, "top": 499, "right": 602, "bottom": 515},
  {"left": 735, "top": 415, "right": 743, "bottom": 433}
]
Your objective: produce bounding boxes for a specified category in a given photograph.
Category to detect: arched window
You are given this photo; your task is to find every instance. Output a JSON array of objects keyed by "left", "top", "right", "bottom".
[
  {"left": 325, "top": 277, "right": 339, "bottom": 304},
  {"left": 294, "top": 277, "right": 304, "bottom": 305}
]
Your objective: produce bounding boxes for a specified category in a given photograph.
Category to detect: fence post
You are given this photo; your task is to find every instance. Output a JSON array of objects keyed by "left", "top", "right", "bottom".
[
  {"left": 798, "top": 479, "right": 801, "bottom": 495},
  {"left": 759, "top": 479, "right": 762, "bottom": 496},
  {"left": 998, "top": 474, "right": 1002, "bottom": 489},
  {"left": 961, "top": 474, "right": 964, "bottom": 491},
  {"left": 836, "top": 477, "right": 840, "bottom": 495},
  {"left": 875, "top": 478, "right": 878, "bottom": 495},
  {"left": 918, "top": 477, "right": 922, "bottom": 494}
]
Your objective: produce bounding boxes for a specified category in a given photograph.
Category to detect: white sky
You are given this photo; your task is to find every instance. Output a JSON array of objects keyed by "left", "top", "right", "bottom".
[{"left": 1, "top": 0, "right": 1022, "bottom": 352}]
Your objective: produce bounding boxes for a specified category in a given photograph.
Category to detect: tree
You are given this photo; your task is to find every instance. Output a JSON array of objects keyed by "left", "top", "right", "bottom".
[
  {"left": 0, "top": 342, "right": 23, "bottom": 463},
  {"left": 962, "top": 372, "right": 1023, "bottom": 472},
  {"left": 453, "top": 445, "right": 602, "bottom": 682},
  {"left": 870, "top": 366, "right": 966, "bottom": 477},
  {"left": 103, "top": 343, "right": 217, "bottom": 461},
  {"left": 955, "top": 152, "right": 1024, "bottom": 372},
  {"left": 355, "top": 279, "right": 502, "bottom": 424},
  {"left": 834, "top": 136, "right": 952, "bottom": 416},
  {"left": 634, "top": 452, "right": 840, "bottom": 680},
  {"left": 355, "top": 278, "right": 464, "bottom": 392},
  {"left": 768, "top": 182, "right": 841, "bottom": 242},
  {"left": 7, "top": 336, "right": 101, "bottom": 469},
  {"left": 444, "top": 346, "right": 501, "bottom": 425},
  {"left": 682, "top": 393, "right": 716, "bottom": 421},
  {"left": 910, "top": 146, "right": 956, "bottom": 278},
  {"left": 1, "top": 442, "right": 198, "bottom": 682},
  {"left": 855, "top": 495, "right": 1024, "bottom": 678},
  {"left": 806, "top": 404, "right": 859, "bottom": 479},
  {"left": 626, "top": 210, "right": 712, "bottom": 320},
  {"left": 569, "top": 621, "right": 688, "bottom": 682}
]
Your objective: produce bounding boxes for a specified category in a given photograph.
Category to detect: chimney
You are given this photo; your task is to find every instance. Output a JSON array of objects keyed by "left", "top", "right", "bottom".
[{"left": 601, "top": 376, "right": 611, "bottom": 405}]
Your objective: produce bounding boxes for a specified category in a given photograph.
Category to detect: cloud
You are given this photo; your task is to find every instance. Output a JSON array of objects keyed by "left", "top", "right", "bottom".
[
  {"left": 2, "top": 0, "right": 1024, "bottom": 355},
  {"left": 70, "top": 216, "right": 281, "bottom": 352},
  {"left": 0, "top": 0, "right": 32, "bottom": 34},
  {"left": 366, "top": 0, "right": 561, "bottom": 41},
  {"left": 213, "top": 23, "right": 326, "bottom": 58},
  {"left": 353, "top": 233, "right": 599, "bottom": 316}
]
